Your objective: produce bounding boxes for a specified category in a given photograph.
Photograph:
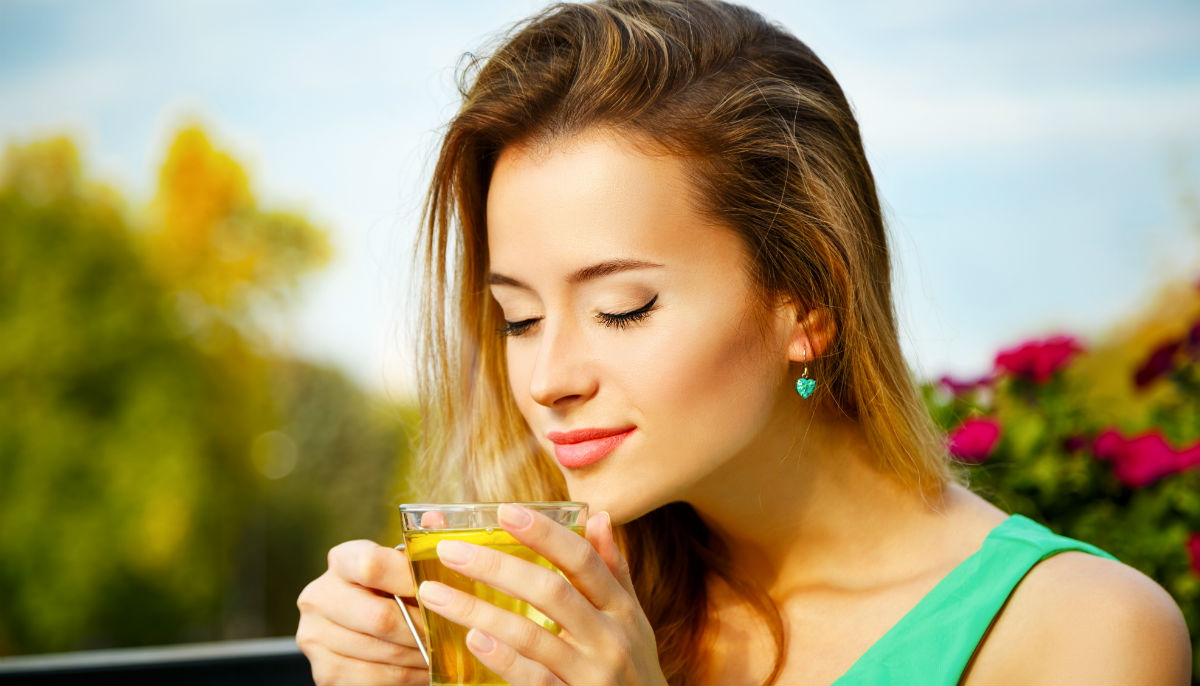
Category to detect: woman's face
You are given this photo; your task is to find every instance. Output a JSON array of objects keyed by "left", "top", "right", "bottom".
[{"left": 486, "top": 129, "right": 797, "bottom": 523}]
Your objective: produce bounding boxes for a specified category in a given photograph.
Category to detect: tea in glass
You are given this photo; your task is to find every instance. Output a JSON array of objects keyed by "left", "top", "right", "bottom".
[{"left": 398, "top": 503, "right": 587, "bottom": 686}]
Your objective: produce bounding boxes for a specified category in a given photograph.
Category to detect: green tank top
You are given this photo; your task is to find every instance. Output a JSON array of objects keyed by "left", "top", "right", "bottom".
[{"left": 831, "top": 513, "right": 1119, "bottom": 686}]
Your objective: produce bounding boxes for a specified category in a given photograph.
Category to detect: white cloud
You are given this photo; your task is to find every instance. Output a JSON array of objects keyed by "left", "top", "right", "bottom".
[{"left": 851, "top": 79, "right": 1200, "bottom": 154}]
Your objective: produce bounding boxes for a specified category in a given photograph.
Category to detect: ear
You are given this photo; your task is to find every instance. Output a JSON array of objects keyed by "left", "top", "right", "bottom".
[{"left": 785, "top": 305, "right": 837, "bottom": 364}]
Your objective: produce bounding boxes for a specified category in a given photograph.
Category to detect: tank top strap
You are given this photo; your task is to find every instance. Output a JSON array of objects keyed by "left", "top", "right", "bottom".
[{"left": 832, "top": 514, "right": 1119, "bottom": 686}]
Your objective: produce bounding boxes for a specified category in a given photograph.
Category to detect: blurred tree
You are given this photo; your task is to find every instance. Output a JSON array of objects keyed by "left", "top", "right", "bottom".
[{"left": 0, "top": 130, "right": 412, "bottom": 655}]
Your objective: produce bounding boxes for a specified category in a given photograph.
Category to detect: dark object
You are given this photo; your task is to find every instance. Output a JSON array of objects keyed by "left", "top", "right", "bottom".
[
  {"left": 1134, "top": 339, "right": 1182, "bottom": 389},
  {"left": 0, "top": 637, "right": 314, "bottom": 686}
]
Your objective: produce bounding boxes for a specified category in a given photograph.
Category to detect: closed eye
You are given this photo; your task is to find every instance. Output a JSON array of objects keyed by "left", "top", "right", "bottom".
[
  {"left": 497, "top": 294, "right": 660, "bottom": 337},
  {"left": 498, "top": 317, "right": 539, "bottom": 337},
  {"left": 596, "top": 294, "right": 658, "bottom": 329}
]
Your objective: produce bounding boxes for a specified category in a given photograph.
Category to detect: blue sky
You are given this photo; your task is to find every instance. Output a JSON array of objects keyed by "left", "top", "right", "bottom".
[{"left": 2, "top": 0, "right": 1198, "bottom": 396}]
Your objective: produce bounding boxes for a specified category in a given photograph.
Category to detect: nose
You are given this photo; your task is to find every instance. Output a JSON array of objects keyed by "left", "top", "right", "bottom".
[{"left": 528, "top": 315, "right": 598, "bottom": 409}]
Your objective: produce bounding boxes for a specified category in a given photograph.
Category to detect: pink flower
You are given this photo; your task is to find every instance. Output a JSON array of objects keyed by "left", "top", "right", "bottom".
[
  {"left": 947, "top": 417, "right": 1002, "bottom": 463},
  {"left": 1188, "top": 533, "right": 1200, "bottom": 578},
  {"left": 994, "top": 335, "right": 1083, "bottom": 384},
  {"left": 1091, "top": 429, "right": 1126, "bottom": 461},
  {"left": 1134, "top": 340, "right": 1181, "bottom": 389},
  {"left": 1090, "top": 429, "right": 1198, "bottom": 488},
  {"left": 938, "top": 373, "right": 994, "bottom": 396}
]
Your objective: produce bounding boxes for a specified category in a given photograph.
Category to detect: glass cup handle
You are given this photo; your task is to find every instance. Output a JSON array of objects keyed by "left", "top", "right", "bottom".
[{"left": 392, "top": 543, "right": 431, "bottom": 667}]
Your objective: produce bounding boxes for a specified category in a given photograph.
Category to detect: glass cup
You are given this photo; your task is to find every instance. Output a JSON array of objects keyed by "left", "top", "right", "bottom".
[{"left": 397, "top": 502, "right": 588, "bottom": 686}]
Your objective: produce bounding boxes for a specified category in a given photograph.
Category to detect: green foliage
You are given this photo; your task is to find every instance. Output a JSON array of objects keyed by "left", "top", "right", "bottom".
[
  {"left": 929, "top": 283, "right": 1200, "bottom": 682},
  {"left": 0, "top": 133, "right": 411, "bottom": 655}
]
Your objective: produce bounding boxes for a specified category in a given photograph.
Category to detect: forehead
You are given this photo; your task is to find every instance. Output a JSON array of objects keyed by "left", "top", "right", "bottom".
[{"left": 485, "top": 129, "right": 740, "bottom": 276}]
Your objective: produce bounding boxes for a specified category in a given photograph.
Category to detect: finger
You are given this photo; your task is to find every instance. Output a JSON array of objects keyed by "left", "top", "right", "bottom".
[
  {"left": 498, "top": 504, "right": 628, "bottom": 611},
  {"left": 304, "top": 642, "right": 427, "bottom": 686},
  {"left": 417, "top": 580, "right": 576, "bottom": 670},
  {"left": 299, "top": 613, "right": 427, "bottom": 670},
  {"left": 420, "top": 510, "right": 448, "bottom": 528},
  {"left": 311, "top": 570, "right": 423, "bottom": 647},
  {"left": 585, "top": 511, "right": 637, "bottom": 598},
  {"left": 328, "top": 539, "right": 415, "bottom": 597},
  {"left": 433, "top": 537, "right": 602, "bottom": 638},
  {"left": 584, "top": 513, "right": 616, "bottom": 576},
  {"left": 466, "top": 628, "right": 568, "bottom": 686}
]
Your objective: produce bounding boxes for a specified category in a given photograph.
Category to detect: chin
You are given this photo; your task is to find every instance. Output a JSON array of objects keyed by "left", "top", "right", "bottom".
[{"left": 565, "top": 475, "right": 672, "bottom": 526}]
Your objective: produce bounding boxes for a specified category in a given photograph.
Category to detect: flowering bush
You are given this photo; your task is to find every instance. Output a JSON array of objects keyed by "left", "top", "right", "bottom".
[{"left": 925, "top": 282, "right": 1200, "bottom": 682}]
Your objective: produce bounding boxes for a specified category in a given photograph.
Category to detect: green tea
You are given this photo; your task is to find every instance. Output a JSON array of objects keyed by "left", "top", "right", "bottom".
[{"left": 405, "top": 527, "right": 584, "bottom": 686}]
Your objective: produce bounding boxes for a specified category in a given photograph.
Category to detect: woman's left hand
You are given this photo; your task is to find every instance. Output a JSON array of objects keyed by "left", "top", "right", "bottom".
[{"left": 417, "top": 504, "right": 668, "bottom": 686}]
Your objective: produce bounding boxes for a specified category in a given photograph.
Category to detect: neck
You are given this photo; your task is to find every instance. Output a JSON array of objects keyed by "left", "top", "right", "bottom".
[{"left": 683, "top": 391, "right": 950, "bottom": 597}]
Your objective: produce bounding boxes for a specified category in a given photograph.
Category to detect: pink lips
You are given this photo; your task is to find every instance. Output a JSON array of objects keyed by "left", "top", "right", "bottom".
[{"left": 547, "top": 426, "right": 635, "bottom": 468}]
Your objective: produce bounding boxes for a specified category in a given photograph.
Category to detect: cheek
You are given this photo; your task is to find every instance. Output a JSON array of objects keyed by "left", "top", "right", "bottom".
[
  {"left": 613, "top": 310, "right": 786, "bottom": 455},
  {"left": 506, "top": 343, "right": 535, "bottom": 414}
]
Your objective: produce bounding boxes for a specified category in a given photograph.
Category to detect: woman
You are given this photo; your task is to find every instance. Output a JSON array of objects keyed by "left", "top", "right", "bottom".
[{"left": 296, "top": 1, "right": 1192, "bottom": 684}]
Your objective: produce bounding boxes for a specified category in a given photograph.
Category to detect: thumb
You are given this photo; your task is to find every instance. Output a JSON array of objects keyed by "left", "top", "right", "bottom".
[{"left": 586, "top": 511, "right": 636, "bottom": 598}]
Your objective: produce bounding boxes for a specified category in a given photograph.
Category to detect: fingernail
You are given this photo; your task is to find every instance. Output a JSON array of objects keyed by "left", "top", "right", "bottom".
[
  {"left": 419, "top": 581, "right": 450, "bottom": 607},
  {"left": 498, "top": 503, "right": 532, "bottom": 529},
  {"left": 587, "top": 511, "right": 611, "bottom": 532},
  {"left": 467, "top": 629, "right": 495, "bottom": 654},
  {"left": 437, "top": 539, "right": 475, "bottom": 565}
]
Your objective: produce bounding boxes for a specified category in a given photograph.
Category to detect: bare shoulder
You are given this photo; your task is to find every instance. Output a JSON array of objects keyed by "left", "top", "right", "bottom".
[{"left": 963, "top": 551, "right": 1193, "bottom": 685}]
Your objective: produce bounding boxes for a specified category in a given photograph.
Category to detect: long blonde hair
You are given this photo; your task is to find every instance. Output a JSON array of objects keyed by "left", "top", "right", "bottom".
[{"left": 414, "top": 1, "right": 964, "bottom": 682}]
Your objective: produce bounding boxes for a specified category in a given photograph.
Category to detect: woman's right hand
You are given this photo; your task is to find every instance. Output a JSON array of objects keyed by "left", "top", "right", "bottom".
[{"left": 296, "top": 540, "right": 429, "bottom": 686}]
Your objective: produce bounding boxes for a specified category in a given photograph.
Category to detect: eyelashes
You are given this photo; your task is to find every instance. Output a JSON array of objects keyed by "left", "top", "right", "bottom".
[
  {"left": 595, "top": 293, "right": 658, "bottom": 329},
  {"left": 498, "top": 294, "right": 659, "bottom": 338},
  {"left": 497, "top": 318, "right": 538, "bottom": 337}
]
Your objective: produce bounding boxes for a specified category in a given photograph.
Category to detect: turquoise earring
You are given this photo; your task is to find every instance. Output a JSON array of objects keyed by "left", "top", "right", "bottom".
[{"left": 795, "top": 349, "right": 816, "bottom": 398}]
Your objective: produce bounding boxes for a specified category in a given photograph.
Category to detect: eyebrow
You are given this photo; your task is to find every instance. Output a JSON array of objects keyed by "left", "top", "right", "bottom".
[{"left": 487, "top": 258, "right": 664, "bottom": 290}]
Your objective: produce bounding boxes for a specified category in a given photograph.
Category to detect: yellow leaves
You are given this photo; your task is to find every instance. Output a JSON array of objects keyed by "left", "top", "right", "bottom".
[
  {"left": 152, "top": 126, "right": 252, "bottom": 294},
  {"left": 149, "top": 124, "right": 331, "bottom": 311},
  {"left": 156, "top": 126, "right": 252, "bottom": 241}
]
